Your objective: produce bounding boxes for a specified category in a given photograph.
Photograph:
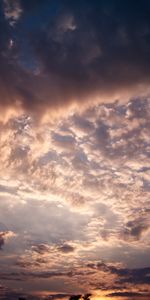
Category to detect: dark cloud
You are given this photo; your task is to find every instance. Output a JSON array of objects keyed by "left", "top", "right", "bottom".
[
  {"left": 57, "top": 243, "right": 75, "bottom": 253},
  {"left": 122, "top": 219, "right": 149, "bottom": 241},
  {"left": 0, "top": 263, "right": 150, "bottom": 298},
  {"left": 0, "top": 270, "right": 67, "bottom": 281},
  {"left": 69, "top": 295, "right": 82, "bottom": 300},
  {"left": 117, "top": 267, "right": 150, "bottom": 285},
  {"left": 0, "top": 285, "right": 84, "bottom": 300},
  {"left": 87, "top": 262, "right": 150, "bottom": 286},
  {"left": 0, "top": 230, "right": 12, "bottom": 249},
  {"left": 0, "top": 229, "right": 15, "bottom": 250},
  {"left": 47, "top": 293, "right": 71, "bottom": 300},
  {"left": 69, "top": 295, "right": 91, "bottom": 300},
  {"left": 0, "top": 232, "right": 5, "bottom": 249},
  {"left": 72, "top": 115, "right": 94, "bottom": 133},
  {"left": 31, "top": 242, "right": 75, "bottom": 256},
  {"left": 1, "top": 1, "right": 150, "bottom": 119},
  {"left": 0, "top": 285, "right": 30, "bottom": 300},
  {"left": 107, "top": 291, "right": 150, "bottom": 298},
  {"left": 31, "top": 244, "right": 50, "bottom": 255}
]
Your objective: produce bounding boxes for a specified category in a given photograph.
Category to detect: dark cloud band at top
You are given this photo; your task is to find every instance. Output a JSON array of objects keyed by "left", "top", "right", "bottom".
[{"left": 1, "top": 0, "right": 150, "bottom": 120}]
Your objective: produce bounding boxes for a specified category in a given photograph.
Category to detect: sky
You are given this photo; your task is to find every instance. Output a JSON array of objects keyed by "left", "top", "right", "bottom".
[{"left": 0, "top": 0, "right": 150, "bottom": 299}]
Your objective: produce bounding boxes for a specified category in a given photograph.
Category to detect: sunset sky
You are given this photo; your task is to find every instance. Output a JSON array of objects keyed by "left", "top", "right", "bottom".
[{"left": 0, "top": 1, "right": 150, "bottom": 299}]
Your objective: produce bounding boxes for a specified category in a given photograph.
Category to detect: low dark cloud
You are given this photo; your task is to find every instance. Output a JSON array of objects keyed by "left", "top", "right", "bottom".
[
  {"left": 1, "top": 262, "right": 150, "bottom": 290},
  {"left": 0, "top": 262, "right": 150, "bottom": 299},
  {"left": 107, "top": 291, "right": 150, "bottom": 298},
  {"left": 87, "top": 262, "right": 150, "bottom": 286},
  {"left": 0, "top": 285, "right": 90, "bottom": 300},
  {"left": 1, "top": 0, "right": 150, "bottom": 119}
]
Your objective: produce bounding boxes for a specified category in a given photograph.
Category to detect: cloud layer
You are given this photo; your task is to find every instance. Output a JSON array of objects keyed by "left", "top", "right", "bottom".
[
  {"left": 1, "top": 0, "right": 150, "bottom": 120},
  {"left": 0, "top": 98, "right": 149, "bottom": 298},
  {"left": 0, "top": 1, "right": 150, "bottom": 299}
]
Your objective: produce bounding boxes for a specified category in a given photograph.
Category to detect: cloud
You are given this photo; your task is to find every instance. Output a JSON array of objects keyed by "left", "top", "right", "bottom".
[
  {"left": 69, "top": 295, "right": 82, "bottom": 300},
  {"left": 0, "top": 231, "right": 16, "bottom": 250},
  {"left": 0, "top": 284, "right": 90, "bottom": 300},
  {"left": 87, "top": 262, "right": 150, "bottom": 289},
  {"left": 57, "top": 243, "right": 75, "bottom": 254},
  {"left": 31, "top": 244, "right": 50, "bottom": 255},
  {"left": 0, "top": 284, "right": 40, "bottom": 300},
  {"left": 107, "top": 291, "right": 150, "bottom": 298},
  {"left": 0, "top": 98, "right": 149, "bottom": 296},
  {"left": 122, "top": 219, "right": 149, "bottom": 242},
  {"left": 0, "top": 262, "right": 150, "bottom": 298},
  {"left": 3, "top": 0, "right": 23, "bottom": 26},
  {"left": 1, "top": 1, "right": 150, "bottom": 120},
  {"left": 0, "top": 232, "right": 5, "bottom": 249},
  {"left": 31, "top": 243, "right": 75, "bottom": 255}
]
